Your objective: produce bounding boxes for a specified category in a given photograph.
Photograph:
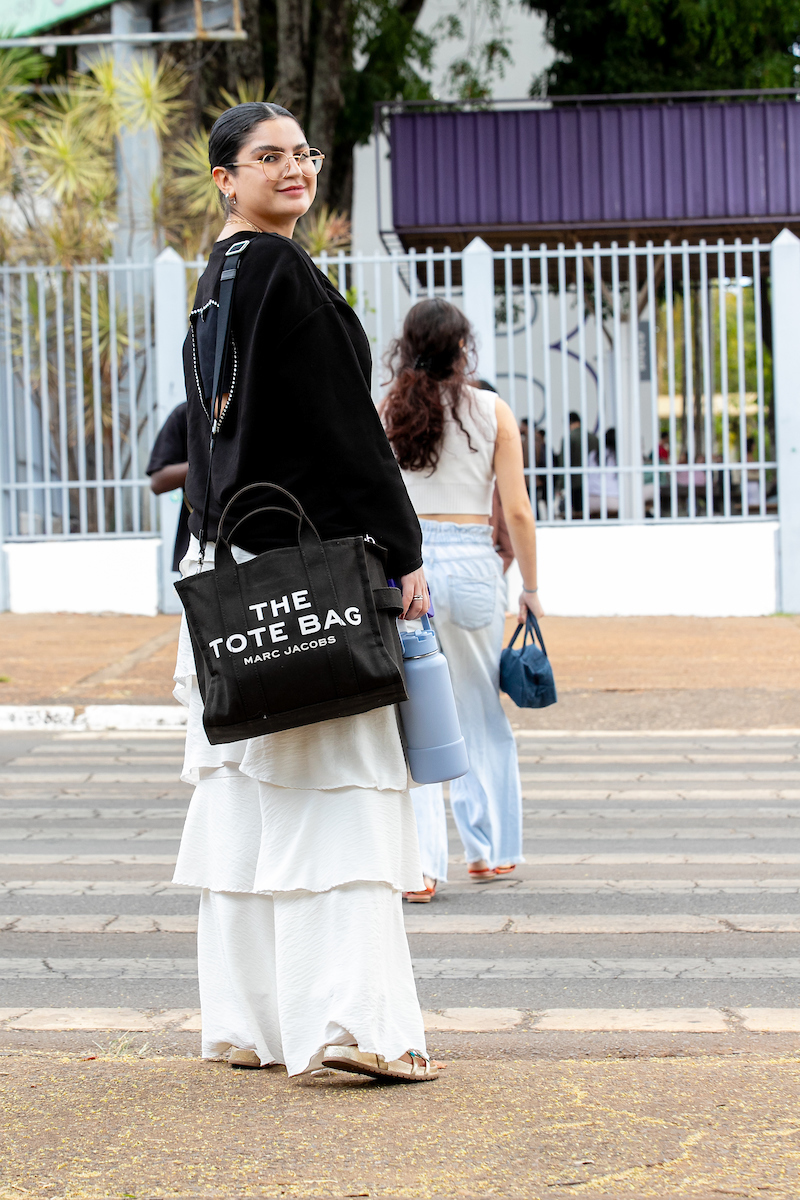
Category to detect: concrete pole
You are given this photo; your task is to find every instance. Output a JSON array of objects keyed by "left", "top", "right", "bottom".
[
  {"left": 154, "top": 247, "right": 188, "bottom": 613},
  {"left": 112, "top": 2, "right": 160, "bottom": 264},
  {"left": 771, "top": 229, "right": 800, "bottom": 612},
  {"left": 461, "top": 237, "right": 497, "bottom": 387}
]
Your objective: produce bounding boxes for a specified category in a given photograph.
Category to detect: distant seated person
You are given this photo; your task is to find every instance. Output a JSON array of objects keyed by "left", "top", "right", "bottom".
[
  {"left": 146, "top": 401, "right": 189, "bottom": 573},
  {"left": 587, "top": 427, "right": 619, "bottom": 516},
  {"left": 564, "top": 411, "right": 599, "bottom": 518}
]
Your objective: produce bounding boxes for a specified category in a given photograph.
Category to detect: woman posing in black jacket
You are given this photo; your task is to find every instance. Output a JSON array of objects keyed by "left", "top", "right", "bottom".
[{"left": 171, "top": 102, "right": 441, "bottom": 1083}]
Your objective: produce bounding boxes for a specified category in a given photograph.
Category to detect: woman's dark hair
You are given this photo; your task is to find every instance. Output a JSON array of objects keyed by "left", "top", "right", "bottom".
[
  {"left": 382, "top": 299, "right": 478, "bottom": 473},
  {"left": 208, "top": 101, "right": 303, "bottom": 214}
]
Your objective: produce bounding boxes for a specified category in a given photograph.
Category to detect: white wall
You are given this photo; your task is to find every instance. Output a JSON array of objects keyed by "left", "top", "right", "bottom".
[
  {"left": 506, "top": 522, "right": 780, "bottom": 617},
  {"left": 4, "top": 539, "right": 161, "bottom": 616},
  {"left": 0, "top": 524, "right": 780, "bottom": 616}
]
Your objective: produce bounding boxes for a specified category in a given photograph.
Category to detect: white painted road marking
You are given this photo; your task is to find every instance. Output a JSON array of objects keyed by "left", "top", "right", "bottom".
[
  {"left": 411, "top": 958, "right": 800, "bottom": 979},
  {"left": 8, "top": 826, "right": 800, "bottom": 842},
  {"left": 2, "top": 1005, "right": 800, "bottom": 1033},
  {"left": 10, "top": 851, "right": 800, "bottom": 867},
  {"left": 5, "top": 913, "right": 799, "bottom": 935},
  {"left": 3, "top": 957, "right": 800, "bottom": 980},
  {"left": 4, "top": 877, "right": 799, "bottom": 895}
]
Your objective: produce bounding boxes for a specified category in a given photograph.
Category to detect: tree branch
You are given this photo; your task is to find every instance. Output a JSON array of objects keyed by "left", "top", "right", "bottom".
[{"left": 276, "top": 0, "right": 312, "bottom": 122}]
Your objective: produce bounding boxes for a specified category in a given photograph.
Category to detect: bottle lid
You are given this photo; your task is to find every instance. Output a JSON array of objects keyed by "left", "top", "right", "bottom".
[{"left": 399, "top": 613, "right": 439, "bottom": 659}]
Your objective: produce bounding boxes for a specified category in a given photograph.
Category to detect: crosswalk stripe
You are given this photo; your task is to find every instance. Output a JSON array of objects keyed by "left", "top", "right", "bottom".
[
  {"left": 447, "top": 853, "right": 800, "bottom": 864},
  {"left": 519, "top": 808, "right": 800, "bottom": 819},
  {"left": 517, "top": 829, "right": 800, "bottom": 839},
  {"left": 522, "top": 791, "right": 800, "bottom": 800},
  {"left": 405, "top": 914, "right": 800, "bottom": 934},
  {"left": 3, "top": 877, "right": 799, "bottom": 895},
  {"left": 513, "top": 729, "right": 800, "bottom": 738},
  {"left": 4, "top": 804, "right": 798, "bottom": 820},
  {"left": 518, "top": 754, "right": 800, "bottom": 764},
  {"left": 6, "top": 756, "right": 184, "bottom": 767},
  {"left": 0, "top": 915, "right": 198, "bottom": 933},
  {"left": 0, "top": 808, "right": 189, "bottom": 820},
  {"left": 0, "top": 958, "right": 199, "bottom": 978},
  {"left": 0, "top": 854, "right": 177, "bottom": 865},
  {"left": 2, "top": 957, "right": 798, "bottom": 980},
  {"left": 0, "top": 830, "right": 183, "bottom": 842},
  {"left": 0, "top": 773, "right": 180, "bottom": 785},
  {"left": 3, "top": 913, "right": 799, "bottom": 934},
  {"left": 7, "top": 851, "right": 800, "bottom": 867},
  {"left": 0, "top": 881, "right": 193, "bottom": 895},
  {"left": 2, "top": 728, "right": 798, "bottom": 1026},
  {"left": 8, "top": 851, "right": 800, "bottom": 867},
  {"left": 411, "top": 958, "right": 800, "bottom": 979},
  {"left": 6, "top": 826, "right": 800, "bottom": 842},
  {"left": 0, "top": 1005, "right": 797, "bottom": 1033},
  {"left": 432, "top": 879, "right": 800, "bottom": 893},
  {"left": 518, "top": 771, "right": 800, "bottom": 781}
]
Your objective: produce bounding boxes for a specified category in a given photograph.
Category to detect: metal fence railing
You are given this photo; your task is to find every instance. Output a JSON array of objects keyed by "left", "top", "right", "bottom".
[
  {"left": 0, "top": 261, "right": 157, "bottom": 540},
  {"left": 0, "top": 238, "right": 776, "bottom": 541},
  {"left": 489, "top": 238, "right": 775, "bottom": 524}
]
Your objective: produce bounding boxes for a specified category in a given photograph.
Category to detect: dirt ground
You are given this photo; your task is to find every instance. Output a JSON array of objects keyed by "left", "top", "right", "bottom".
[
  {"left": 0, "top": 1047, "right": 798, "bottom": 1199},
  {"left": 0, "top": 611, "right": 798, "bottom": 729}
]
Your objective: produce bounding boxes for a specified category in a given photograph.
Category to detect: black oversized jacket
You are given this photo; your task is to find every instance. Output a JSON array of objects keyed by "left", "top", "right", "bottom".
[{"left": 183, "top": 231, "right": 422, "bottom": 579}]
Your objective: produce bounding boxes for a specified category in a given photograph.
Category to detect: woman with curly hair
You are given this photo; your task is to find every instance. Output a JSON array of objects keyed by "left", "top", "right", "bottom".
[{"left": 381, "top": 298, "right": 544, "bottom": 898}]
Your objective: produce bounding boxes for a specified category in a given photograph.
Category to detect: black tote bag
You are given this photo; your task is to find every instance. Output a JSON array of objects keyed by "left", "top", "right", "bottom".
[{"left": 175, "top": 483, "right": 408, "bottom": 744}]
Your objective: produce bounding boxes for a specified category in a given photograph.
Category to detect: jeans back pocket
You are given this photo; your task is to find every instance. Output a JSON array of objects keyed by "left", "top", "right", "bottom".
[{"left": 446, "top": 573, "right": 498, "bottom": 630}]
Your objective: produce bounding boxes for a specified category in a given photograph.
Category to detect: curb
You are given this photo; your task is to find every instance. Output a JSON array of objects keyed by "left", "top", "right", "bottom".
[
  {"left": 1, "top": 709, "right": 799, "bottom": 735},
  {"left": 0, "top": 705, "right": 187, "bottom": 731}
]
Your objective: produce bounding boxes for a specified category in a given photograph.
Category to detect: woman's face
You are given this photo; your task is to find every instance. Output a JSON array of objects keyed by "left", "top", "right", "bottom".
[{"left": 213, "top": 117, "right": 317, "bottom": 234}]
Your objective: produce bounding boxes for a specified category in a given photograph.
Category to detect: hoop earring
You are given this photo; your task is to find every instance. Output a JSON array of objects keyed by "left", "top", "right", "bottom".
[{"left": 229, "top": 195, "right": 237, "bottom": 205}]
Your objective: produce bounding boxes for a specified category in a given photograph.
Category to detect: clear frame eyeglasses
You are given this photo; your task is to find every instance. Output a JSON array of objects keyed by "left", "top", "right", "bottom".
[{"left": 225, "top": 149, "right": 325, "bottom": 181}]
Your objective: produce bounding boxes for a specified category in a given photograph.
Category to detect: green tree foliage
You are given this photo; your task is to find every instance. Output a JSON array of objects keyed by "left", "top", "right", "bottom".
[
  {"left": 528, "top": 0, "right": 800, "bottom": 95},
  {"left": 176, "top": 0, "right": 514, "bottom": 212}
]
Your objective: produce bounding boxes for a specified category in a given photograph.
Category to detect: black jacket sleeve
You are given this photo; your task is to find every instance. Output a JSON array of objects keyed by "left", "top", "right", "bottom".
[{"left": 184, "top": 234, "right": 422, "bottom": 579}]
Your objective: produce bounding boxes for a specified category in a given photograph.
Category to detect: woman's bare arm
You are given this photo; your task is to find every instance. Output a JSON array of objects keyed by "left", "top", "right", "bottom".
[
  {"left": 149, "top": 463, "right": 188, "bottom": 495},
  {"left": 493, "top": 398, "right": 544, "bottom": 621}
]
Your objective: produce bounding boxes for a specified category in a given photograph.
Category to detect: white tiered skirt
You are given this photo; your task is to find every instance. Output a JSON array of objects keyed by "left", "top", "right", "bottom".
[{"left": 173, "top": 537, "right": 426, "bottom": 1076}]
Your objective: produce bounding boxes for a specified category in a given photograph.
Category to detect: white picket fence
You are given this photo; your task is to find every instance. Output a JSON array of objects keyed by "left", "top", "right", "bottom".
[{"left": 0, "top": 232, "right": 797, "bottom": 615}]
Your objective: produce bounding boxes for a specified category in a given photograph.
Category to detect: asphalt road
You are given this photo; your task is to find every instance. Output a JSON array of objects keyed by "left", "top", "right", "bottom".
[{"left": 1, "top": 727, "right": 799, "bottom": 1011}]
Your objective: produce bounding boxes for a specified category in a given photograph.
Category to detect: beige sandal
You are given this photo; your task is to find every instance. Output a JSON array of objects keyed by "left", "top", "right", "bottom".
[
  {"left": 228, "top": 1048, "right": 264, "bottom": 1069},
  {"left": 321, "top": 1046, "right": 440, "bottom": 1082}
]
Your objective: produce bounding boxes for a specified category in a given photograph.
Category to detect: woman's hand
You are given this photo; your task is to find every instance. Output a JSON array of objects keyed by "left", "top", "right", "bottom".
[
  {"left": 399, "top": 569, "right": 430, "bottom": 620},
  {"left": 518, "top": 589, "right": 545, "bottom": 624}
]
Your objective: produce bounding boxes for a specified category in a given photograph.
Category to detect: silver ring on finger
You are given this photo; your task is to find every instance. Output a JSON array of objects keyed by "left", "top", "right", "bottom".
[{"left": 412, "top": 594, "right": 423, "bottom": 600}]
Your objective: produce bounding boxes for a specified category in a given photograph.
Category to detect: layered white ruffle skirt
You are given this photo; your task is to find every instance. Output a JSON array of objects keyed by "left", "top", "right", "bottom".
[{"left": 174, "top": 537, "right": 426, "bottom": 1075}]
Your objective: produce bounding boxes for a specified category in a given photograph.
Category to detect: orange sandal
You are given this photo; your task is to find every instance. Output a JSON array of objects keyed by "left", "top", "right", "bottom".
[
  {"left": 493, "top": 864, "right": 516, "bottom": 876},
  {"left": 403, "top": 882, "right": 436, "bottom": 903},
  {"left": 468, "top": 865, "right": 497, "bottom": 883}
]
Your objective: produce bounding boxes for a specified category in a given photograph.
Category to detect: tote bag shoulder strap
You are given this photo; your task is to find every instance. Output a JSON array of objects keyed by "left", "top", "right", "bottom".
[{"left": 198, "top": 238, "right": 252, "bottom": 565}]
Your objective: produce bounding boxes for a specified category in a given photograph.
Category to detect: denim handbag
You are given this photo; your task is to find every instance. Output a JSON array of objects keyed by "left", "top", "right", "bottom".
[{"left": 500, "top": 614, "right": 557, "bottom": 709}]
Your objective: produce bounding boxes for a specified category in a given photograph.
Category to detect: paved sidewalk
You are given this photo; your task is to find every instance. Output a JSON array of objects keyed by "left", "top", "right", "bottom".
[
  {"left": 0, "top": 1046, "right": 797, "bottom": 1199},
  {"left": 1, "top": 612, "right": 799, "bottom": 727}
]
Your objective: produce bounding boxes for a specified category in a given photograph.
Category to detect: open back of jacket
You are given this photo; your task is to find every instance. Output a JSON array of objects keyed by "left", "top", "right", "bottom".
[{"left": 183, "top": 231, "right": 422, "bottom": 579}]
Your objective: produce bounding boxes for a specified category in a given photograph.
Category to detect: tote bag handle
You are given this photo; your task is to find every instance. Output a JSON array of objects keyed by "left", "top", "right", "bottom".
[
  {"left": 216, "top": 480, "right": 321, "bottom": 549},
  {"left": 506, "top": 612, "right": 549, "bottom": 659}
]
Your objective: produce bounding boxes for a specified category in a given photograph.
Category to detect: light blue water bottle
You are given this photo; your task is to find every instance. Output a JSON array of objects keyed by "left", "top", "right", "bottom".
[{"left": 398, "top": 613, "right": 469, "bottom": 785}]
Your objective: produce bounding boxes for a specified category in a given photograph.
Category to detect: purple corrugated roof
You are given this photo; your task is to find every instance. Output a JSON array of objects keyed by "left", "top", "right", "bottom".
[{"left": 390, "top": 102, "right": 800, "bottom": 231}]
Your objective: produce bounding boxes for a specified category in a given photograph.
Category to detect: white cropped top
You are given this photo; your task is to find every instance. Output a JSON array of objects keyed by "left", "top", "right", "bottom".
[{"left": 399, "top": 386, "right": 498, "bottom": 515}]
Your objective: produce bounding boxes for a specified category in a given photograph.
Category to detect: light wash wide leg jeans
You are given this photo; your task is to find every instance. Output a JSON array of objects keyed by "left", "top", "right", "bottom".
[{"left": 411, "top": 520, "right": 524, "bottom": 874}]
